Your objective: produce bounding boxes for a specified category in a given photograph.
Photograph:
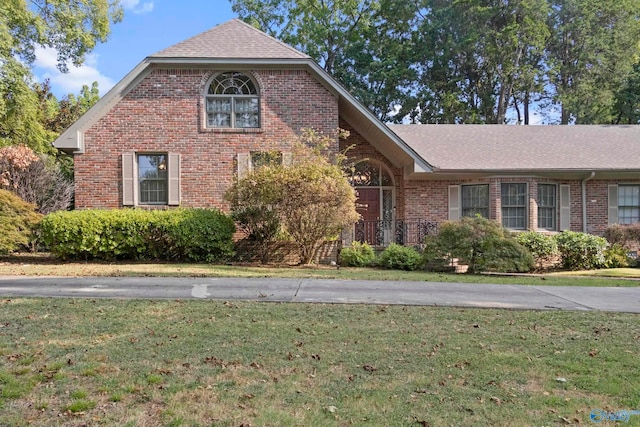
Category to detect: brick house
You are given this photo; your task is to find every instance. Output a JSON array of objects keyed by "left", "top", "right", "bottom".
[{"left": 54, "top": 19, "right": 640, "bottom": 246}]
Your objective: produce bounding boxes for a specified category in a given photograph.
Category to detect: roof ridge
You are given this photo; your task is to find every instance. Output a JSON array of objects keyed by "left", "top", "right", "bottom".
[
  {"left": 230, "top": 18, "right": 310, "bottom": 59},
  {"left": 149, "top": 18, "right": 309, "bottom": 59}
]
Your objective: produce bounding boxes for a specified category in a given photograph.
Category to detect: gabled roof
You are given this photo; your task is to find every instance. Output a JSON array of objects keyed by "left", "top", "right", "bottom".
[
  {"left": 53, "top": 19, "right": 430, "bottom": 174},
  {"left": 390, "top": 124, "right": 640, "bottom": 173},
  {"left": 151, "top": 19, "right": 309, "bottom": 60}
]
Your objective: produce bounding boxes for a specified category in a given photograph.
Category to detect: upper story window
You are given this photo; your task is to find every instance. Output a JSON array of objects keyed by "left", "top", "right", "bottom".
[{"left": 206, "top": 72, "right": 260, "bottom": 129}]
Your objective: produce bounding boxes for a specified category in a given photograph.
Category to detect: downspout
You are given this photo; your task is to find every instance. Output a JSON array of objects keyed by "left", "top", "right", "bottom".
[{"left": 581, "top": 172, "right": 596, "bottom": 233}]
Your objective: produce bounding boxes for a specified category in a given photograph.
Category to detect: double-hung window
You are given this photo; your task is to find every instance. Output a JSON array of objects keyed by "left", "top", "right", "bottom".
[
  {"left": 461, "top": 184, "right": 489, "bottom": 218},
  {"left": 537, "top": 184, "right": 557, "bottom": 230},
  {"left": 501, "top": 183, "right": 527, "bottom": 229},
  {"left": 206, "top": 72, "right": 259, "bottom": 129},
  {"left": 138, "top": 154, "right": 168, "bottom": 204},
  {"left": 122, "top": 153, "right": 180, "bottom": 206},
  {"left": 618, "top": 185, "right": 640, "bottom": 224}
]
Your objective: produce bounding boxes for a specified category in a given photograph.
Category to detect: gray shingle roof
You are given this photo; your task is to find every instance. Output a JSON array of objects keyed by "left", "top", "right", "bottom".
[
  {"left": 388, "top": 124, "right": 640, "bottom": 171},
  {"left": 150, "top": 19, "right": 309, "bottom": 59}
]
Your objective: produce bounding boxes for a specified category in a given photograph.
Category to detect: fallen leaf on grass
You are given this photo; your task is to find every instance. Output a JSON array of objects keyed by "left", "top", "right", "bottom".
[
  {"left": 363, "top": 364, "right": 377, "bottom": 372},
  {"left": 490, "top": 396, "right": 502, "bottom": 405}
]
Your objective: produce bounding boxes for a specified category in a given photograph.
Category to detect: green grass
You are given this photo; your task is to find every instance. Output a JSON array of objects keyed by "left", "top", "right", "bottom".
[
  {"left": 1, "top": 253, "right": 639, "bottom": 287},
  {"left": 0, "top": 298, "right": 639, "bottom": 426}
]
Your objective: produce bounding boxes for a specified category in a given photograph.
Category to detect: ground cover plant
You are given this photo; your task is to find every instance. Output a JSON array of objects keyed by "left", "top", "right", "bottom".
[{"left": 0, "top": 298, "right": 638, "bottom": 426}]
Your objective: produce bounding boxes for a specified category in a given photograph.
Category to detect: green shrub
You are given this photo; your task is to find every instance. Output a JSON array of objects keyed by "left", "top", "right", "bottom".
[
  {"left": 41, "top": 208, "right": 235, "bottom": 262},
  {"left": 0, "top": 190, "right": 43, "bottom": 254},
  {"left": 554, "top": 231, "right": 607, "bottom": 270},
  {"left": 515, "top": 231, "right": 558, "bottom": 268},
  {"left": 339, "top": 241, "right": 376, "bottom": 267},
  {"left": 604, "top": 243, "right": 631, "bottom": 268},
  {"left": 377, "top": 243, "right": 422, "bottom": 271},
  {"left": 425, "top": 216, "right": 533, "bottom": 273},
  {"left": 481, "top": 239, "right": 535, "bottom": 273}
]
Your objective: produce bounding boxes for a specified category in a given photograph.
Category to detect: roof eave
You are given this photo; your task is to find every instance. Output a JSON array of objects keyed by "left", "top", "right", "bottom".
[{"left": 53, "top": 60, "right": 153, "bottom": 154}]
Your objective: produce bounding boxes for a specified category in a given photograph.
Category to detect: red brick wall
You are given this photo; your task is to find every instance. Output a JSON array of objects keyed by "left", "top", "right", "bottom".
[{"left": 75, "top": 67, "right": 338, "bottom": 209}]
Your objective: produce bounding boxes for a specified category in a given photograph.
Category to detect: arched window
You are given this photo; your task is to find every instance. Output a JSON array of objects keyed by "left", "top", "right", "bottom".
[
  {"left": 349, "top": 160, "right": 395, "bottom": 223},
  {"left": 205, "top": 72, "right": 259, "bottom": 128}
]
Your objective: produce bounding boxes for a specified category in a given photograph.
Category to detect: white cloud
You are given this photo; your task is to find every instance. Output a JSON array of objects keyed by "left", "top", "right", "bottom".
[
  {"left": 120, "top": 0, "right": 154, "bottom": 14},
  {"left": 33, "top": 46, "right": 115, "bottom": 96}
]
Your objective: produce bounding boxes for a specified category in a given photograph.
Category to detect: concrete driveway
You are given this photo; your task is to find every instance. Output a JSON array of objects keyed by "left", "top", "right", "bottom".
[{"left": 0, "top": 276, "right": 639, "bottom": 313}]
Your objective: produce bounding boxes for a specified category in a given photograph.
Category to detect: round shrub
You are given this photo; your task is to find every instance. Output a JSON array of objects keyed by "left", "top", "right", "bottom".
[
  {"left": 0, "top": 190, "right": 42, "bottom": 254},
  {"left": 377, "top": 243, "right": 422, "bottom": 271},
  {"left": 515, "top": 231, "right": 558, "bottom": 268},
  {"left": 339, "top": 241, "right": 375, "bottom": 267},
  {"left": 481, "top": 239, "right": 534, "bottom": 273},
  {"left": 604, "top": 243, "right": 631, "bottom": 268},
  {"left": 554, "top": 231, "right": 607, "bottom": 270}
]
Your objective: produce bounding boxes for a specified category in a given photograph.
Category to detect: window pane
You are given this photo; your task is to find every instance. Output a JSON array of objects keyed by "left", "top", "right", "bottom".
[
  {"left": 501, "top": 183, "right": 526, "bottom": 229},
  {"left": 618, "top": 186, "right": 640, "bottom": 224},
  {"left": 208, "top": 113, "right": 231, "bottom": 127},
  {"left": 236, "top": 112, "right": 259, "bottom": 128},
  {"left": 461, "top": 184, "right": 489, "bottom": 218},
  {"left": 537, "top": 184, "right": 556, "bottom": 229},
  {"left": 138, "top": 154, "right": 168, "bottom": 204}
]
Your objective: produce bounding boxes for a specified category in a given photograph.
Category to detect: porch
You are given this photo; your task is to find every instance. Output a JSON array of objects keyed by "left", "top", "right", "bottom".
[{"left": 342, "top": 219, "right": 439, "bottom": 248}]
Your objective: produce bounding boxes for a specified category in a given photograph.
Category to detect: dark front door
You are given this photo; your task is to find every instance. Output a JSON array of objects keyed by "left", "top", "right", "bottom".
[{"left": 355, "top": 188, "right": 380, "bottom": 244}]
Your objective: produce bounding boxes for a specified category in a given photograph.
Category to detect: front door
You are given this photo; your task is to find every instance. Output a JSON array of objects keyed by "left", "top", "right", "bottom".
[{"left": 355, "top": 188, "right": 380, "bottom": 244}]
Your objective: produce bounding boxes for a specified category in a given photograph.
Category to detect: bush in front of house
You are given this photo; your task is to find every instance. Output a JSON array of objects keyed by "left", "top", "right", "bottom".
[
  {"left": 0, "top": 190, "right": 43, "bottom": 254},
  {"left": 603, "top": 223, "right": 640, "bottom": 247},
  {"left": 376, "top": 243, "right": 422, "bottom": 271},
  {"left": 41, "top": 208, "right": 235, "bottom": 262},
  {"left": 423, "top": 216, "right": 534, "bottom": 273},
  {"left": 515, "top": 231, "right": 558, "bottom": 269},
  {"left": 554, "top": 231, "right": 607, "bottom": 270},
  {"left": 481, "top": 238, "right": 535, "bottom": 273},
  {"left": 603, "top": 243, "right": 632, "bottom": 268},
  {"left": 339, "top": 241, "right": 376, "bottom": 267}
]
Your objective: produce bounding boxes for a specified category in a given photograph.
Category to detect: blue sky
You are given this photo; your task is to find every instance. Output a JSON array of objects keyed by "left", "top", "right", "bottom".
[{"left": 33, "top": 0, "right": 237, "bottom": 98}]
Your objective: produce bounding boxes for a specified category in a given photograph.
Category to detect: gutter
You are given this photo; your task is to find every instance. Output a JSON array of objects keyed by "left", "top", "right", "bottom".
[{"left": 581, "top": 171, "right": 596, "bottom": 233}]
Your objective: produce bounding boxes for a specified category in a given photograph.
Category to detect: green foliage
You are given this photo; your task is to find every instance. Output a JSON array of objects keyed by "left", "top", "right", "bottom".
[
  {"left": 515, "top": 231, "right": 558, "bottom": 268},
  {"left": 604, "top": 243, "right": 631, "bottom": 269},
  {"left": 424, "top": 216, "right": 533, "bottom": 273},
  {"left": 376, "top": 243, "right": 422, "bottom": 271},
  {"left": 554, "top": 231, "right": 607, "bottom": 270},
  {"left": 0, "top": 190, "right": 43, "bottom": 254},
  {"left": 233, "top": 0, "right": 640, "bottom": 124},
  {"left": 40, "top": 208, "right": 235, "bottom": 262},
  {"left": 225, "top": 129, "right": 359, "bottom": 264},
  {"left": 0, "top": 0, "right": 122, "bottom": 151},
  {"left": 339, "top": 241, "right": 376, "bottom": 267},
  {"left": 481, "top": 238, "right": 535, "bottom": 273}
]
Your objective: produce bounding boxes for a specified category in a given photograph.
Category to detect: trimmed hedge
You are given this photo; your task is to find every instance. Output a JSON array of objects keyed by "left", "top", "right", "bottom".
[
  {"left": 41, "top": 208, "right": 235, "bottom": 262},
  {"left": 554, "top": 231, "right": 607, "bottom": 270}
]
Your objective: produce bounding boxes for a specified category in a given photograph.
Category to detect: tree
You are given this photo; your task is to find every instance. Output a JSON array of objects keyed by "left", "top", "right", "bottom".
[
  {"left": 233, "top": 0, "right": 640, "bottom": 125},
  {"left": 0, "top": 189, "right": 42, "bottom": 254},
  {"left": 0, "top": 0, "right": 122, "bottom": 151},
  {"left": 231, "top": 0, "right": 416, "bottom": 121},
  {"left": 545, "top": 0, "right": 640, "bottom": 124},
  {"left": 225, "top": 129, "right": 360, "bottom": 264},
  {"left": 0, "top": 145, "right": 73, "bottom": 214}
]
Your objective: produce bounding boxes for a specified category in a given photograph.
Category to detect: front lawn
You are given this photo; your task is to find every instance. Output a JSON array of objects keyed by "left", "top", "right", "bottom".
[{"left": 1, "top": 299, "right": 639, "bottom": 426}]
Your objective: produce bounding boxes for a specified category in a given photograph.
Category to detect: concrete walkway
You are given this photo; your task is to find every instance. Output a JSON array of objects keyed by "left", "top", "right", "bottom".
[{"left": 1, "top": 276, "right": 639, "bottom": 313}]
